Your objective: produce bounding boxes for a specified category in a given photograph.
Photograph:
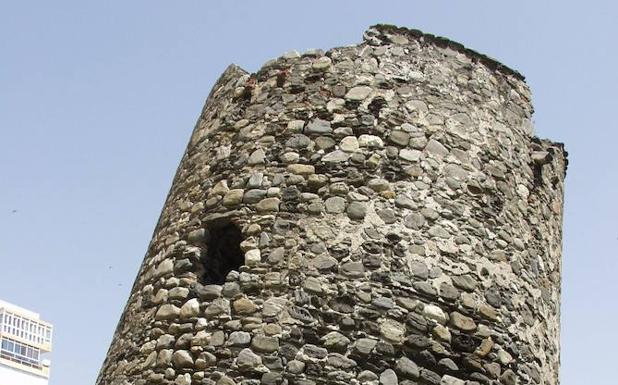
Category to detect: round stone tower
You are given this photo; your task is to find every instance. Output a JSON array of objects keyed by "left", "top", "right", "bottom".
[{"left": 97, "top": 25, "right": 567, "bottom": 385}]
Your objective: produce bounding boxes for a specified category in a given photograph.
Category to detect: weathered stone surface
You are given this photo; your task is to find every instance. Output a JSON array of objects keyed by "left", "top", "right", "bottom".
[
  {"left": 389, "top": 130, "right": 410, "bottom": 146},
  {"left": 325, "top": 196, "right": 347, "bottom": 214},
  {"left": 306, "top": 119, "right": 332, "bottom": 134},
  {"left": 340, "top": 261, "right": 364, "bottom": 277},
  {"left": 172, "top": 350, "right": 193, "bottom": 368},
  {"left": 228, "top": 331, "right": 251, "bottom": 346},
  {"left": 354, "top": 338, "right": 377, "bottom": 355},
  {"left": 432, "top": 325, "right": 451, "bottom": 342},
  {"left": 327, "top": 353, "right": 356, "bottom": 369},
  {"left": 322, "top": 150, "right": 350, "bottom": 163},
  {"left": 423, "top": 305, "right": 447, "bottom": 324},
  {"left": 251, "top": 336, "right": 279, "bottom": 353},
  {"left": 322, "top": 331, "right": 351, "bottom": 350},
  {"left": 395, "top": 357, "right": 419, "bottom": 379},
  {"left": 346, "top": 202, "right": 367, "bottom": 219},
  {"left": 358, "top": 134, "right": 384, "bottom": 148},
  {"left": 256, "top": 197, "right": 280, "bottom": 212},
  {"left": 287, "top": 164, "right": 315, "bottom": 176},
  {"left": 345, "top": 86, "right": 372, "bottom": 101},
  {"left": 98, "top": 25, "right": 566, "bottom": 385},
  {"left": 380, "top": 319, "right": 405, "bottom": 344},
  {"left": 451, "top": 274, "right": 478, "bottom": 292},
  {"left": 233, "top": 298, "right": 258, "bottom": 314},
  {"left": 425, "top": 139, "right": 449, "bottom": 157},
  {"left": 440, "top": 375, "right": 465, "bottom": 385},
  {"left": 399, "top": 148, "right": 421, "bottom": 162},
  {"left": 155, "top": 304, "right": 180, "bottom": 320},
  {"left": 380, "top": 369, "right": 398, "bottom": 385},
  {"left": 340, "top": 136, "right": 360, "bottom": 152},
  {"left": 449, "top": 311, "right": 476, "bottom": 331},
  {"left": 179, "top": 298, "right": 200, "bottom": 319},
  {"left": 312, "top": 56, "right": 332, "bottom": 70},
  {"left": 287, "top": 359, "right": 305, "bottom": 374},
  {"left": 236, "top": 348, "right": 262, "bottom": 371},
  {"left": 204, "top": 298, "right": 230, "bottom": 318}
]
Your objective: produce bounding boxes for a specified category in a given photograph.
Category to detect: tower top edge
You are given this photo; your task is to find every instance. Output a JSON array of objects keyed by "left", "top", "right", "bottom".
[{"left": 365, "top": 24, "right": 526, "bottom": 82}]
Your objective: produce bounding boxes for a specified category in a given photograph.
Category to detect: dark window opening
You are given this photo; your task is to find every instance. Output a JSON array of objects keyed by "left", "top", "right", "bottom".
[{"left": 202, "top": 223, "right": 244, "bottom": 285}]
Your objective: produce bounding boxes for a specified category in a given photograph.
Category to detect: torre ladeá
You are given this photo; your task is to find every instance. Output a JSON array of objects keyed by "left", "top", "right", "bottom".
[{"left": 97, "top": 25, "right": 567, "bottom": 385}]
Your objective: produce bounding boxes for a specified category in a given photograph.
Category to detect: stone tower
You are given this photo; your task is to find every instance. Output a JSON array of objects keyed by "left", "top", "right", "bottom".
[{"left": 97, "top": 25, "right": 567, "bottom": 385}]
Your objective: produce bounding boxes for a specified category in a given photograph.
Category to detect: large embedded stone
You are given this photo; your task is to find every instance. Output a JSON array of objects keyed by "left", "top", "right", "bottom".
[
  {"left": 251, "top": 336, "right": 279, "bottom": 353},
  {"left": 223, "top": 189, "right": 244, "bottom": 206},
  {"left": 243, "top": 189, "right": 267, "bottom": 203},
  {"left": 449, "top": 311, "right": 476, "bottom": 331},
  {"left": 287, "top": 359, "right": 305, "bottom": 374},
  {"left": 227, "top": 331, "right": 251, "bottom": 346},
  {"left": 287, "top": 164, "right": 315, "bottom": 176},
  {"left": 339, "top": 136, "right": 359, "bottom": 152},
  {"left": 428, "top": 225, "right": 450, "bottom": 239},
  {"left": 432, "top": 325, "right": 451, "bottom": 342},
  {"left": 359, "top": 134, "right": 384, "bottom": 148},
  {"left": 425, "top": 139, "right": 449, "bottom": 157},
  {"left": 303, "top": 277, "right": 324, "bottom": 294},
  {"left": 156, "top": 259, "right": 174, "bottom": 277},
  {"left": 168, "top": 286, "right": 190, "bottom": 300},
  {"left": 303, "top": 344, "right": 328, "bottom": 359},
  {"left": 244, "top": 249, "right": 261, "bottom": 266},
  {"left": 423, "top": 304, "right": 447, "bottom": 324},
  {"left": 175, "top": 374, "right": 191, "bottom": 385},
  {"left": 399, "top": 148, "right": 422, "bottom": 162},
  {"left": 179, "top": 298, "right": 200, "bottom": 319},
  {"left": 322, "top": 150, "right": 350, "bottom": 163},
  {"left": 233, "top": 298, "right": 258, "bottom": 314},
  {"left": 248, "top": 148, "right": 266, "bottom": 164},
  {"left": 311, "top": 255, "right": 338, "bottom": 270},
  {"left": 155, "top": 304, "right": 180, "bottom": 320},
  {"left": 305, "top": 118, "right": 332, "bottom": 134},
  {"left": 394, "top": 195, "right": 416, "bottom": 210},
  {"left": 451, "top": 274, "right": 478, "bottom": 292},
  {"left": 327, "top": 353, "right": 356, "bottom": 369},
  {"left": 172, "top": 350, "right": 193, "bottom": 368},
  {"left": 204, "top": 298, "right": 230, "bottom": 318},
  {"left": 389, "top": 130, "right": 410, "bottom": 146},
  {"left": 256, "top": 197, "right": 280, "bottom": 212},
  {"left": 325, "top": 196, "right": 347, "bottom": 213},
  {"left": 395, "top": 357, "right": 419, "bottom": 379},
  {"left": 322, "top": 331, "right": 351, "bottom": 351},
  {"left": 312, "top": 56, "right": 332, "bottom": 70},
  {"left": 345, "top": 86, "right": 372, "bottom": 101},
  {"left": 237, "top": 348, "right": 262, "bottom": 371},
  {"left": 346, "top": 202, "right": 367, "bottom": 220},
  {"left": 380, "top": 319, "right": 405, "bottom": 344},
  {"left": 380, "top": 369, "right": 398, "bottom": 385},
  {"left": 409, "top": 261, "right": 429, "bottom": 279},
  {"left": 340, "top": 261, "right": 365, "bottom": 277},
  {"left": 368, "top": 178, "right": 390, "bottom": 192},
  {"left": 286, "top": 134, "right": 311, "bottom": 149},
  {"left": 196, "top": 284, "right": 222, "bottom": 300},
  {"left": 354, "top": 338, "right": 377, "bottom": 355}
]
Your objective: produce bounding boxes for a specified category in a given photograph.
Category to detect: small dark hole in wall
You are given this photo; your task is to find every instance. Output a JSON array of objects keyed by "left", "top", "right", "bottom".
[
  {"left": 368, "top": 97, "right": 386, "bottom": 118},
  {"left": 202, "top": 223, "right": 244, "bottom": 285},
  {"left": 532, "top": 162, "right": 544, "bottom": 188}
]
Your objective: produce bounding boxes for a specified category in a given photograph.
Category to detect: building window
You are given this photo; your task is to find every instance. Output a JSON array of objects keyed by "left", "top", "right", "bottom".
[
  {"left": 0, "top": 337, "right": 41, "bottom": 367},
  {"left": 202, "top": 222, "right": 244, "bottom": 285}
]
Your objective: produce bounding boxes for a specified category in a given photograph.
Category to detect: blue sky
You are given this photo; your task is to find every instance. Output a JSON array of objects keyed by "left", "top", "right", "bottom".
[{"left": 1, "top": 1, "right": 616, "bottom": 384}]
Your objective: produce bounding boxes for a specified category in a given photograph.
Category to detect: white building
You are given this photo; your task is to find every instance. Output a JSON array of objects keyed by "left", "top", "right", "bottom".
[{"left": 0, "top": 300, "right": 52, "bottom": 385}]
